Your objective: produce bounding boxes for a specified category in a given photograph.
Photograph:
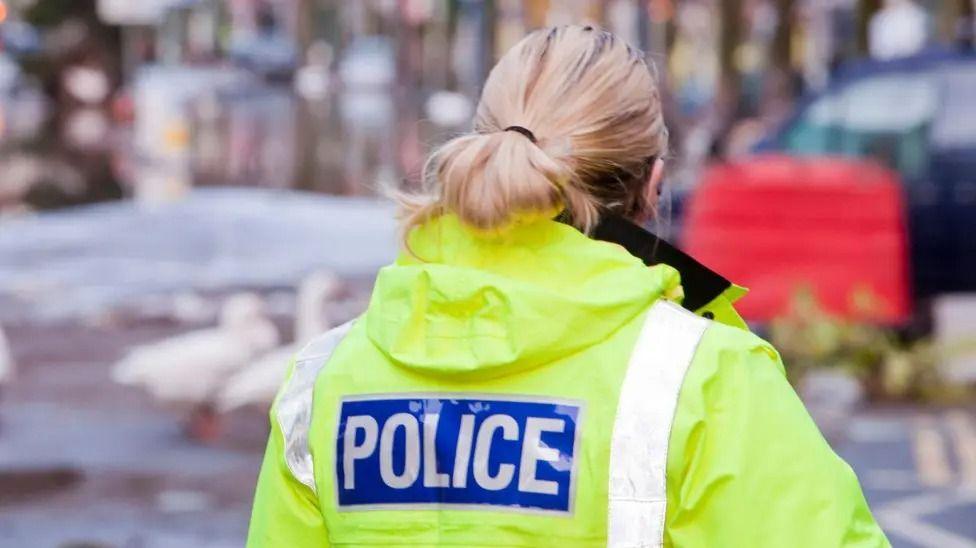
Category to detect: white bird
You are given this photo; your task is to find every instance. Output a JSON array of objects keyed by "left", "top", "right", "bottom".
[
  {"left": 218, "top": 271, "right": 342, "bottom": 412},
  {"left": 112, "top": 293, "right": 279, "bottom": 439}
]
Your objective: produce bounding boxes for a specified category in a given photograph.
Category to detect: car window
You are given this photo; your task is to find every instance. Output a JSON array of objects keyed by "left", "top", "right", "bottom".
[
  {"left": 931, "top": 64, "right": 976, "bottom": 149},
  {"left": 784, "top": 72, "right": 938, "bottom": 181},
  {"left": 805, "top": 73, "right": 937, "bottom": 132}
]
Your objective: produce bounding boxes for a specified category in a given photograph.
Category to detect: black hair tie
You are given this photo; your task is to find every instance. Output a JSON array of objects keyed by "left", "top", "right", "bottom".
[{"left": 504, "top": 125, "right": 537, "bottom": 144}]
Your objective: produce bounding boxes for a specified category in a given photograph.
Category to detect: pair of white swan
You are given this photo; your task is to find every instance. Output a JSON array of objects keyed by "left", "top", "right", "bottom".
[
  {"left": 218, "top": 271, "right": 342, "bottom": 412},
  {"left": 111, "top": 271, "right": 342, "bottom": 437},
  {"left": 112, "top": 292, "right": 280, "bottom": 404}
]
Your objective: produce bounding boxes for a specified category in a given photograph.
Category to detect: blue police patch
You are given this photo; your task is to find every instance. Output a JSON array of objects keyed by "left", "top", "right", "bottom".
[{"left": 335, "top": 394, "right": 582, "bottom": 514}]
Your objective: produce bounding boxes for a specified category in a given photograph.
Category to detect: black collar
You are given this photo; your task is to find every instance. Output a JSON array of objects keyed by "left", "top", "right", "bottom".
[{"left": 590, "top": 215, "right": 732, "bottom": 311}]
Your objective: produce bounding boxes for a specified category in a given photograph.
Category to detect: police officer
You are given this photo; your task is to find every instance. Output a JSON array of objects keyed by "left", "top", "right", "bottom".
[{"left": 248, "top": 25, "right": 888, "bottom": 547}]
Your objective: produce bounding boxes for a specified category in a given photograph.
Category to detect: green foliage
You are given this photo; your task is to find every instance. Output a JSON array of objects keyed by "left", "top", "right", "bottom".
[
  {"left": 24, "top": 0, "right": 99, "bottom": 28},
  {"left": 770, "top": 286, "right": 973, "bottom": 402}
]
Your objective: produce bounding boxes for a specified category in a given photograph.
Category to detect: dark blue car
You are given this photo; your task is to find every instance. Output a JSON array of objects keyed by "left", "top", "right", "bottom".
[{"left": 757, "top": 50, "right": 976, "bottom": 300}]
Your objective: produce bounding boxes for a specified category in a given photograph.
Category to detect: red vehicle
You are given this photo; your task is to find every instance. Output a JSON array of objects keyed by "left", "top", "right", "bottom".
[{"left": 682, "top": 155, "right": 911, "bottom": 324}]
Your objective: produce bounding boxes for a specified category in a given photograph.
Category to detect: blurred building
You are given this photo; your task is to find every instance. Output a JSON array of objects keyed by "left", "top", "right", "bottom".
[{"left": 0, "top": 0, "right": 972, "bottom": 211}]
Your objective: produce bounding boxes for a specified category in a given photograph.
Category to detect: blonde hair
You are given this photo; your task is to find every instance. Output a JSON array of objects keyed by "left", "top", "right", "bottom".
[{"left": 399, "top": 25, "right": 668, "bottom": 237}]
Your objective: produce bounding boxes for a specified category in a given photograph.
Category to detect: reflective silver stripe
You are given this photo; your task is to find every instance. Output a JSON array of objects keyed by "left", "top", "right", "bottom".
[
  {"left": 276, "top": 320, "right": 355, "bottom": 493},
  {"left": 608, "top": 300, "right": 709, "bottom": 547}
]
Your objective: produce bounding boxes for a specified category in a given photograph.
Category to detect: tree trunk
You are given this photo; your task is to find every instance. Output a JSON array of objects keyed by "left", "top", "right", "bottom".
[
  {"left": 446, "top": 0, "right": 460, "bottom": 90},
  {"left": 636, "top": 0, "right": 651, "bottom": 52},
  {"left": 478, "top": 0, "right": 497, "bottom": 85},
  {"left": 762, "top": 0, "right": 798, "bottom": 121},
  {"left": 856, "top": 0, "right": 882, "bottom": 56},
  {"left": 957, "top": 0, "right": 975, "bottom": 49},
  {"left": 771, "top": 0, "right": 795, "bottom": 75},
  {"left": 295, "top": 0, "right": 314, "bottom": 63},
  {"left": 716, "top": 0, "right": 744, "bottom": 135}
]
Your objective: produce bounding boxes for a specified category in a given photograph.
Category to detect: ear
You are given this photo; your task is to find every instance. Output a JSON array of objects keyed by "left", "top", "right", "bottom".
[{"left": 638, "top": 158, "right": 666, "bottom": 222}]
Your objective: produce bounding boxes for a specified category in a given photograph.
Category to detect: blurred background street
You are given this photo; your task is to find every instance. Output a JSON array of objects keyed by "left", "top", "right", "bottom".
[{"left": 0, "top": 0, "right": 974, "bottom": 546}]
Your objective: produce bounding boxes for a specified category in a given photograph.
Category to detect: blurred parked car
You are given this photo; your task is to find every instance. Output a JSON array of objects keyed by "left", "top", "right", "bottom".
[
  {"left": 757, "top": 50, "right": 976, "bottom": 300},
  {"left": 684, "top": 156, "right": 910, "bottom": 324}
]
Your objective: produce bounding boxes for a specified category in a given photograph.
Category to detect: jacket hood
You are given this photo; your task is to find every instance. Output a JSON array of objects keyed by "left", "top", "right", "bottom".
[{"left": 365, "top": 215, "right": 681, "bottom": 380}]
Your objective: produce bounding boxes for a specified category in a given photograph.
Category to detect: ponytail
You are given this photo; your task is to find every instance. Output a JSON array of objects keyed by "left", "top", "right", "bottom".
[
  {"left": 401, "top": 128, "right": 600, "bottom": 237},
  {"left": 396, "top": 25, "right": 666, "bottom": 245}
]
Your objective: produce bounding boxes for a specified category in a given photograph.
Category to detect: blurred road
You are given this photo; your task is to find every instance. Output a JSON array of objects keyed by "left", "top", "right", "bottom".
[
  {"left": 1, "top": 319, "right": 975, "bottom": 547},
  {"left": 0, "top": 321, "right": 266, "bottom": 548},
  {"left": 839, "top": 409, "right": 976, "bottom": 548}
]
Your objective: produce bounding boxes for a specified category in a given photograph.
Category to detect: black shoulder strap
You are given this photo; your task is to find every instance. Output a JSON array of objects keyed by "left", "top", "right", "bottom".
[{"left": 590, "top": 215, "right": 732, "bottom": 312}]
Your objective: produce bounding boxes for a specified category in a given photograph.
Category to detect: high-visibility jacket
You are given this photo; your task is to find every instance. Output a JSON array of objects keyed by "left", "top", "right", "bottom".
[{"left": 247, "top": 214, "right": 889, "bottom": 547}]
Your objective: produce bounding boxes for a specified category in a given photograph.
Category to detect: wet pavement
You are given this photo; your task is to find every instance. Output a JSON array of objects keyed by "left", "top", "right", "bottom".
[
  {"left": 0, "top": 321, "right": 267, "bottom": 548},
  {"left": 839, "top": 409, "right": 976, "bottom": 547},
  {"left": 1, "top": 318, "right": 974, "bottom": 547}
]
